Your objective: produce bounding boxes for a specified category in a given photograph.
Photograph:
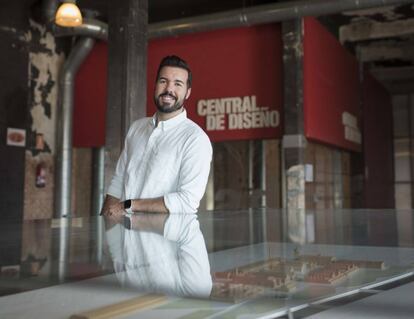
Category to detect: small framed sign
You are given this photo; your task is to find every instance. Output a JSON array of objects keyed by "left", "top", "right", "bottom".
[{"left": 7, "top": 128, "right": 26, "bottom": 147}]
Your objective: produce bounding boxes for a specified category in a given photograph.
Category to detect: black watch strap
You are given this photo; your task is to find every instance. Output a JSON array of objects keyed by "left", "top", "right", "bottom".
[{"left": 124, "top": 199, "right": 131, "bottom": 209}]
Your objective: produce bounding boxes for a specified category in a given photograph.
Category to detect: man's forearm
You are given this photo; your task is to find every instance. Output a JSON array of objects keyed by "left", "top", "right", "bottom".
[
  {"left": 101, "top": 194, "right": 169, "bottom": 215},
  {"left": 131, "top": 197, "right": 169, "bottom": 214}
]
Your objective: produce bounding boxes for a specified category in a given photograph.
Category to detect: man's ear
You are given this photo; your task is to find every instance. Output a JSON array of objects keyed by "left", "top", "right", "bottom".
[{"left": 185, "top": 87, "right": 192, "bottom": 100}]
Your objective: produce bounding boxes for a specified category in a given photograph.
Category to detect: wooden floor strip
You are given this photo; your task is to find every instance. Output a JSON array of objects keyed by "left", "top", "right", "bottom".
[{"left": 70, "top": 294, "right": 166, "bottom": 319}]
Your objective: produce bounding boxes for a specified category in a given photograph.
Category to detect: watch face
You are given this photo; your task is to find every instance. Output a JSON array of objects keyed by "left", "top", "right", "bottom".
[{"left": 124, "top": 199, "right": 131, "bottom": 209}]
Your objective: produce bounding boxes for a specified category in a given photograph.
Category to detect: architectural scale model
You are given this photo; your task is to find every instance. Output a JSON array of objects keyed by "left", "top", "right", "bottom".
[
  {"left": 304, "top": 260, "right": 359, "bottom": 284},
  {"left": 211, "top": 252, "right": 386, "bottom": 302}
]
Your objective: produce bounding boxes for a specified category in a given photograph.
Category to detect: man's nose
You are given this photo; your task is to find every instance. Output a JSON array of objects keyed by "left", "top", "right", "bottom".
[{"left": 166, "top": 81, "right": 175, "bottom": 92}]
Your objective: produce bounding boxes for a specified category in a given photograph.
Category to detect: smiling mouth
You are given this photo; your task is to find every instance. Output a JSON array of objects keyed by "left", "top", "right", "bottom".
[{"left": 159, "top": 94, "right": 176, "bottom": 103}]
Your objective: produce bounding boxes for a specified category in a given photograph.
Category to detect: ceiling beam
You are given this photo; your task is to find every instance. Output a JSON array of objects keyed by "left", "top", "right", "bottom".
[{"left": 340, "top": 17, "right": 414, "bottom": 43}]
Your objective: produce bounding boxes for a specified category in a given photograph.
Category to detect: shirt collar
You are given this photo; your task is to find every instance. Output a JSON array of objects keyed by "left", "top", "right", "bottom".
[{"left": 151, "top": 109, "right": 187, "bottom": 131}]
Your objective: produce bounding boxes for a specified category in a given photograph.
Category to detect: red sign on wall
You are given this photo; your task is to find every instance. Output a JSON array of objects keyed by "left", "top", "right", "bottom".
[
  {"left": 147, "top": 24, "right": 283, "bottom": 142},
  {"left": 303, "top": 17, "right": 361, "bottom": 152}
]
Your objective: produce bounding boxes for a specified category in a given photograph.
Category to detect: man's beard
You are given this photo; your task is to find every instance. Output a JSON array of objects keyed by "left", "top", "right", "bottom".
[{"left": 154, "top": 92, "right": 184, "bottom": 114}]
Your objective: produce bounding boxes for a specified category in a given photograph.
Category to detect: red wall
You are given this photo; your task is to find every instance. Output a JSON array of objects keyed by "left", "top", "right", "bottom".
[
  {"left": 73, "top": 41, "right": 107, "bottom": 147},
  {"left": 303, "top": 17, "right": 361, "bottom": 152},
  {"left": 363, "top": 71, "right": 394, "bottom": 208},
  {"left": 147, "top": 24, "right": 283, "bottom": 142},
  {"left": 74, "top": 25, "right": 283, "bottom": 145},
  {"left": 74, "top": 20, "right": 363, "bottom": 149}
]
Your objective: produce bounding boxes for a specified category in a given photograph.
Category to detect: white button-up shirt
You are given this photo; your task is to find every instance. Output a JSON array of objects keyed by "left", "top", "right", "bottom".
[{"left": 107, "top": 109, "right": 212, "bottom": 213}]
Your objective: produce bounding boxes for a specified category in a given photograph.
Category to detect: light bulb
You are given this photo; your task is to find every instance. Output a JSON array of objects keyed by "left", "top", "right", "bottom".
[{"left": 55, "top": 2, "right": 83, "bottom": 27}]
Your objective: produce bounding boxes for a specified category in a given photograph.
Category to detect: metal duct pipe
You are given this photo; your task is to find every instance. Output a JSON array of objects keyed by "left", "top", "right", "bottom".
[
  {"left": 92, "top": 147, "right": 105, "bottom": 216},
  {"left": 56, "top": 218, "right": 70, "bottom": 282},
  {"left": 55, "top": 37, "right": 95, "bottom": 217},
  {"left": 148, "top": 0, "right": 412, "bottom": 38},
  {"left": 92, "top": 147, "right": 105, "bottom": 263},
  {"left": 54, "top": 18, "right": 108, "bottom": 40},
  {"left": 42, "top": 1, "right": 107, "bottom": 219},
  {"left": 43, "top": 2, "right": 108, "bottom": 266},
  {"left": 41, "top": 0, "right": 58, "bottom": 24}
]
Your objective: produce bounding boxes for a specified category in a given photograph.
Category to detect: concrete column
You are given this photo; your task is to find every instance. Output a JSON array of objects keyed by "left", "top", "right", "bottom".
[
  {"left": 105, "top": 0, "right": 148, "bottom": 192},
  {"left": 282, "top": 19, "right": 308, "bottom": 244}
]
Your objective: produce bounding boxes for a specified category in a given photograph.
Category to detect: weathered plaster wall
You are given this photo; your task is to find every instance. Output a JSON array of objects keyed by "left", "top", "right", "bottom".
[
  {"left": 24, "top": 20, "right": 64, "bottom": 220},
  {"left": 28, "top": 20, "right": 64, "bottom": 155}
]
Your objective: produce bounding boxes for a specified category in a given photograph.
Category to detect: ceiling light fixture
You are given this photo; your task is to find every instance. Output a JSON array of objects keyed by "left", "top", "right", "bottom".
[{"left": 55, "top": 0, "right": 83, "bottom": 27}]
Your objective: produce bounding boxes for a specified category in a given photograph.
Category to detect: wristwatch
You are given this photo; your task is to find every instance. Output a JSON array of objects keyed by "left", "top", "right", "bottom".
[{"left": 123, "top": 199, "right": 133, "bottom": 214}]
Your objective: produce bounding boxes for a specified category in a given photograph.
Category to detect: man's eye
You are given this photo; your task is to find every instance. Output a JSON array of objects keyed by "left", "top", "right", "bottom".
[
  {"left": 159, "top": 79, "right": 166, "bottom": 84},
  {"left": 175, "top": 83, "right": 182, "bottom": 87}
]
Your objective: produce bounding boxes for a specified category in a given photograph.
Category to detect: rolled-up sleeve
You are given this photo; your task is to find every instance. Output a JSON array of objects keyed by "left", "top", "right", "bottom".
[{"left": 164, "top": 132, "right": 212, "bottom": 213}]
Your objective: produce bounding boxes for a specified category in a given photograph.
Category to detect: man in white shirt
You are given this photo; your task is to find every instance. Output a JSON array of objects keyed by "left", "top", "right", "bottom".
[
  {"left": 101, "top": 56, "right": 213, "bottom": 297},
  {"left": 101, "top": 55, "right": 212, "bottom": 221}
]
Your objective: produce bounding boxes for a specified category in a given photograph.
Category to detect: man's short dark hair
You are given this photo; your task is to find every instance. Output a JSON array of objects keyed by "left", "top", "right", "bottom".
[{"left": 156, "top": 55, "right": 192, "bottom": 88}]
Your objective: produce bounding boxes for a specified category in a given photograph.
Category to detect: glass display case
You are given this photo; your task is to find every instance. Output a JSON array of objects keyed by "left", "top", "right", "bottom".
[{"left": 0, "top": 209, "right": 413, "bottom": 318}]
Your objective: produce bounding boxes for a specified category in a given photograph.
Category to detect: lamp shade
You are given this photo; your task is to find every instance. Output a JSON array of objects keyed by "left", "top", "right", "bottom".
[{"left": 55, "top": 2, "right": 83, "bottom": 27}]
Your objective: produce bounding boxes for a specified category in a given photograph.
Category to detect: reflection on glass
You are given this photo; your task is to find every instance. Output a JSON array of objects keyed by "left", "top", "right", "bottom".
[
  {"left": 0, "top": 210, "right": 414, "bottom": 319},
  {"left": 206, "top": 209, "right": 414, "bottom": 305},
  {"left": 104, "top": 213, "right": 212, "bottom": 298}
]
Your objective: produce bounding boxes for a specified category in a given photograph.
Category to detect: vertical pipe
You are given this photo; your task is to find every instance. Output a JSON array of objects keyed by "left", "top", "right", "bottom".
[
  {"left": 248, "top": 140, "right": 254, "bottom": 198},
  {"left": 261, "top": 140, "right": 267, "bottom": 242},
  {"left": 261, "top": 140, "right": 267, "bottom": 208},
  {"left": 55, "top": 37, "right": 95, "bottom": 218},
  {"left": 54, "top": 38, "right": 95, "bottom": 282},
  {"left": 248, "top": 140, "right": 254, "bottom": 244},
  {"left": 92, "top": 147, "right": 105, "bottom": 215},
  {"left": 42, "top": 0, "right": 59, "bottom": 24},
  {"left": 57, "top": 218, "right": 69, "bottom": 283},
  {"left": 92, "top": 147, "right": 105, "bottom": 263}
]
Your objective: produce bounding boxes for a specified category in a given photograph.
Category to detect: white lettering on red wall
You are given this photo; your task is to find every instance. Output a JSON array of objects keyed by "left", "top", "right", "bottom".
[
  {"left": 197, "top": 95, "right": 280, "bottom": 131},
  {"left": 342, "top": 112, "right": 361, "bottom": 144}
]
